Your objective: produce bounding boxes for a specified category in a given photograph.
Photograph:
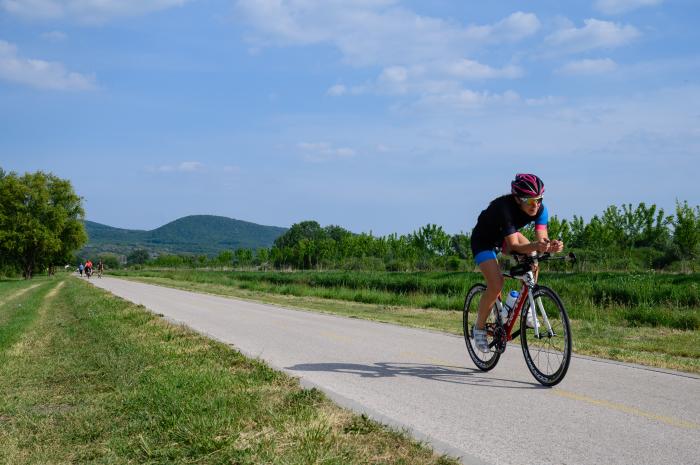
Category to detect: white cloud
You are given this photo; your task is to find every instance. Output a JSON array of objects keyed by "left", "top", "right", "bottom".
[
  {"left": 326, "top": 83, "right": 367, "bottom": 96},
  {"left": 545, "top": 18, "right": 639, "bottom": 53},
  {"left": 0, "top": 40, "right": 96, "bottom": 90},
  {"left": 237, "top": 1, "right": 539, "bottom": 66},
  {"left": 178, "top": 161, "right": 202, "bottom": 172},
  {"left": 326, "top": 84, "right": 347, "bottom": 96},
  {"left": 40, "top": 30, "right": 67, "bottom": 41},
  {"left": 298, "top": 142, "right": 355, "bottom": 162},
  {"left": 557, "top": 58, "right": 618, "bottom": 75},
  {"left": 152, "top": 161, "right": 203, "bottom": 172},
  {"left": 375, "top": 65, "right": 459, "bottom": 96},
  {"left": 594, "top": 0, "right": 664, "bottom": 15},
  {"left": 445, "top": 59, "right": 523, "bottom": 80},
  {"left": 525, "top": 95, "right": 565, "bottom": 106},
  {"left": 417, "top": 89, "right": 520, "bottom": 110},
  {"left": 378, "top": 65, "right": 410, "bottom": 93},
  {"left": 237, "top": 2, "right": 538, "bottom": 109},
  {"left": 482, "top": 11, "right": 541, "bottom": 42},
  {"left": 1, "top": 0, "right": 190, "bottom": 23},
  {"left": 369, "top": 61, "right": 521, "bottom": 97}
]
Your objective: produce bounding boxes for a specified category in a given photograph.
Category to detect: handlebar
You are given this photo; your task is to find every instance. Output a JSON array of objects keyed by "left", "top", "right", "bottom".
[
  {"left": 511, "top": 251, "right": 576, "bottom": 262},
  {"left": 507, "top": 251, "right": 577, "bottom": 276}
]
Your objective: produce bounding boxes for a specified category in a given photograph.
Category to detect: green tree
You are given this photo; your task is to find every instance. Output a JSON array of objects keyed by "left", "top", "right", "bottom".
[
  {"left": 646, "top": 206, "right": 673, "bottom": 249},
  {"left": 323, "top": 224, "right": 352, "bottom": 243},
  {"left": 316, "top": 238, "right": 337, "bottom": 268},
  {"left": 234, "top": 248, "right": 253, "bottom": 267},
  {"left": 0, "top": 170, "right": 87, "bottom": 278},
  {"left": 98, "top": 254, "right": 121, "bottom": 270},
  {"left": 620, "top": 203, "right": 672, "bottom": 248},
  {"left": 127, "top": 249, "right": 150, "bottom": 266},
  {"left": 673, "top": 200, "right": 700, "bottom": 259},
  {"left": 546, "top": 216, "right": 572, "bottom": 245},
  {"left": 449, "top": 233, "right": 471, "bottom": 259},
  {"left": 255, "top": 248, "right": 271, "bottom": 268},
  {"left": 274, "top": 221, "right": 325, "bottom": 249},
  {"left": 412, "top": 224, "right": 451, "bottom": 257},
  {"left": 600, "top": 206, "right": 626, "bottom": 246},
  {"left": 216, "top": 250, "right": 234, "bottom": 267},
  {"left": 568, "top": 215, "right": 587, "bottom": 248}
]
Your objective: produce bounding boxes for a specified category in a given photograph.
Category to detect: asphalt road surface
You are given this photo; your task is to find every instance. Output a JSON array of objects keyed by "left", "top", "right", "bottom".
[{"left": 89, "top": 277, "right": 700, "bottom": 465}]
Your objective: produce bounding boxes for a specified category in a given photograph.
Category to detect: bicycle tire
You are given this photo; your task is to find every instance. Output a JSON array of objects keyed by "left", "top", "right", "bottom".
[
  {"left": 463, "top": 284, "right": 500, "bottom": 371},
  {"left": 520, "top": 285, "right": 572, "bottom": 386}
]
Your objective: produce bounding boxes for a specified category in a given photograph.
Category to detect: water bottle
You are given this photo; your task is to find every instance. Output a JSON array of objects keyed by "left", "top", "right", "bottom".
[{"left": 502, "top": 290, "right": 519, "bottom": 320}]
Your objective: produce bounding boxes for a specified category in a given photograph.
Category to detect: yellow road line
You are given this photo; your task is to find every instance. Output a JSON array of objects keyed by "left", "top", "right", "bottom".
[
  {"left": 422, "top": 355, "right": 456, "bottom": 366},
  {"left": 552, "top": 389, "right": 700, "bottom": 430}
]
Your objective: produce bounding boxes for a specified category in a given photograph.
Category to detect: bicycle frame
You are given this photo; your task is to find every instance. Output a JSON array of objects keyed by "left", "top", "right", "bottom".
[{"left": 495, "top": 269, "right": 553, "bottom": 343}]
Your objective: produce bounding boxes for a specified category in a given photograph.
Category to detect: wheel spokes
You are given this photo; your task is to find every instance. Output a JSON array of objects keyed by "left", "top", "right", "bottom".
[{"left": 523, "top": 292, "right": 569, "bottom": 378}]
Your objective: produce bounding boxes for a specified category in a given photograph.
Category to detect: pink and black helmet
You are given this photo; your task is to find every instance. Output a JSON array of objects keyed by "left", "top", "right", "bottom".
[{"left": 511, "top": 173, "right": 545, "bottom": 198}]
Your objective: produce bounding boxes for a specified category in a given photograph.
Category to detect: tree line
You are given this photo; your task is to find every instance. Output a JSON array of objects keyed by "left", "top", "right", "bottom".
[
  {"left": 134, "top": 201, "right": 700, "bottom": 272},
  {"left": 1, "top": 168, "right": 698, "bottom": 276}
]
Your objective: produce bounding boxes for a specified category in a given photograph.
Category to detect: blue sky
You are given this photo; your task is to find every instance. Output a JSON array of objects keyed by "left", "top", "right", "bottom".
[{"left": 1, "top": 0, "right": 698, "bottom": 236}]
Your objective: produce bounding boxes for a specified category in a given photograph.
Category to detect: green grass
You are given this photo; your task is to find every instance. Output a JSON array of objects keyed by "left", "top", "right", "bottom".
[
  {"left": 110, "top": 269, "right": 700, "bottom": 374},
  {"left": 0, "top": 277, "right": 459, "bottom": 464},
  {"left": 111, "top": 269, "right": 700, "bottom": 329}
]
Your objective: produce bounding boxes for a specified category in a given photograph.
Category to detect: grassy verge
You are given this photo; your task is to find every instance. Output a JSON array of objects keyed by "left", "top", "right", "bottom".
[
  {"left": 112, "top": 269, "right": 700, "bottom": 329},
  {"left": 111, "top": 271, "right": 700, "bottom": 374},
  {"left": 0, "top": 277, "right": 458, "bottom": 464}
]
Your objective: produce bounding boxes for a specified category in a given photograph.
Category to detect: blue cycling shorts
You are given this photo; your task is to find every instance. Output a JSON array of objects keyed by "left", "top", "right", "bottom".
[{"left": 474, "top": 249, "right": 498, "bottom": 265}]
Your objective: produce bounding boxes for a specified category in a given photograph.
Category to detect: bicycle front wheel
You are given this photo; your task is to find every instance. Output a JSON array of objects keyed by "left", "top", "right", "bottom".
[
  {"left": 463, "top": 284, "right": 500, "bottom": 371},
  {"left": 521, "top": 285, "right": 572, "bottom": 386}
]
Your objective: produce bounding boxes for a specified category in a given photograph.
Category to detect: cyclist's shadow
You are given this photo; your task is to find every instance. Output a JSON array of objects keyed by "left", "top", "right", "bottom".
[{"left": 286, "top": 361, "right": 543, "bottom": 389}]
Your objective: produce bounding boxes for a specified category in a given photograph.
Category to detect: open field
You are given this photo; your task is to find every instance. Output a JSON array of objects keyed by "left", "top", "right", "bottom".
[
  {"left": 0, "top": 276, "right": 458, "bottom": 464},
  {"left": 111, "top": 269, "right": 700, "bottom": 373}
]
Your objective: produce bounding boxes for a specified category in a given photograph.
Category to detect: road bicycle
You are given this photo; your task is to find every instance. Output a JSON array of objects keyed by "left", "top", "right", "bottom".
[{"left": 463, "top": 252, "right": 576, "bottom": 386}]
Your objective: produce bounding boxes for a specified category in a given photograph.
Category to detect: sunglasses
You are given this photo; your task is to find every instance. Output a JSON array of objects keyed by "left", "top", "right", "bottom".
[{"left": 519, "top": 196, "right": 543, "bottom": 206}]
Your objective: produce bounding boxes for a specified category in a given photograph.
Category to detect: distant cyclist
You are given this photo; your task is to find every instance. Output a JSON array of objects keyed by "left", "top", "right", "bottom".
[
  {"left": 85, "top": 259, "right": 93, "bottom": 279},
  {"left": 469, "top": 174, "right": 564, "bottom": 353},
  {"left": 97, "top": 260, "right": 104, "bottom": 278}
]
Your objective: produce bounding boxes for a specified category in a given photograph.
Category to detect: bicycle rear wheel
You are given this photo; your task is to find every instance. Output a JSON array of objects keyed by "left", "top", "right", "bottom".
[
  {"left": 463, "top": 284, "right": 500, "bottom": 371},
  {"left": 520, "top": 285, "right": 572, "bottom": 386}
]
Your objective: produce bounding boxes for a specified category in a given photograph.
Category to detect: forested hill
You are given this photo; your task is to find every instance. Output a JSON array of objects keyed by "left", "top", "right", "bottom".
[{"left": 82, "top": 215, "right": 287, "bottom": 256}]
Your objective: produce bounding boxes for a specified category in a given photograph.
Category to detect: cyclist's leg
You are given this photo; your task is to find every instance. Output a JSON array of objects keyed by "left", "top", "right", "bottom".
[{"left": 474, "top": 253, "right": 503, "bottom": 330}]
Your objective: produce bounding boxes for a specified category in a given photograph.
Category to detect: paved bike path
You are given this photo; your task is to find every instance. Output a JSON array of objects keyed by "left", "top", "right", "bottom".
[{"left": 89, "top": 277, "right": 700, "bottom": 465}]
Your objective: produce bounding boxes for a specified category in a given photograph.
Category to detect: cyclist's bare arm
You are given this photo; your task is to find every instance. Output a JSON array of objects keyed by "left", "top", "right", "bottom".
[
  {"left": 535, "top": 227, "right": 564, "bottom": 253},
  {"left": 503, "top": 232, "right": 549, "bottom": 255}
]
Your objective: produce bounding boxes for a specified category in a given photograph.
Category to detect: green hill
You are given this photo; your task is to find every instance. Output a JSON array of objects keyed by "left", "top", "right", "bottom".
[{"left": 82, "top": 215, "right": 287, "bottom": 256}]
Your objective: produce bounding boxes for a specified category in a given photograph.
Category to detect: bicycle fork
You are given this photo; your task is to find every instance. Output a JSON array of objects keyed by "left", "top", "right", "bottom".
[{"left": 524, "top": 271, "right": 554, "bottom": 339}]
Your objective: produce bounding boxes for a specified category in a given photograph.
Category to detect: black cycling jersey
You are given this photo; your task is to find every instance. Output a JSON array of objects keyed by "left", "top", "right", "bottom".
[{"left": 470, "top": 194, "right": 548, "bottom": 255}]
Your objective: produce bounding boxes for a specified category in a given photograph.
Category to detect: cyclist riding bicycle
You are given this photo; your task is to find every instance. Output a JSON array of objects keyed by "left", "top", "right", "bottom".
[{"left": 470, "top": 174, "right": 564, "bottom": 353}]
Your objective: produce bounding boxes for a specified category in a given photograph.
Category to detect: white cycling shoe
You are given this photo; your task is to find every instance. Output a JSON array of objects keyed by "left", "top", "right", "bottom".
[{"left": 472, "top": 328, "right": 490, "bottom": 353}]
